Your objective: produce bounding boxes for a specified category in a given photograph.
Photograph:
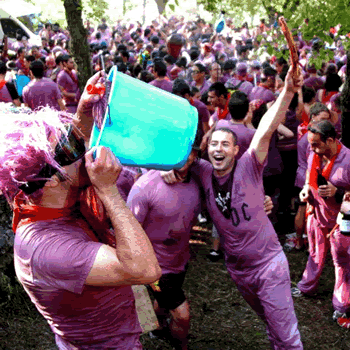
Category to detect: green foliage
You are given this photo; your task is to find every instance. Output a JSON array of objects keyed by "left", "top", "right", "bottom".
[
  {"left": 81, "top": 0, "right": 109, "bottom": 23},
  {"left": 169, "top": 4, "right": 175, "bottom": 12}
]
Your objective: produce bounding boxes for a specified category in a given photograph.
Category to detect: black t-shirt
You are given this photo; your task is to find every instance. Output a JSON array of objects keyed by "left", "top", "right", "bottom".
[{"left": 5, "top": 82, "right": 19, "bottom": 101}]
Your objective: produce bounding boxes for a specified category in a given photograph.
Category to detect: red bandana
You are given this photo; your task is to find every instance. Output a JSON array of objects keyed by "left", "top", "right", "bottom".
[
  {"left": 217, "top": 94, "right": 231, "bottom": 120},
  {"left": 297, "top": 110, "right": 309, "bottom": 140},
  {"left": 65, "top": 69, "right": 79, "bottom": 85},
  {"left": 12, "top": 188, "right": 114, "bottom": 247},
  {"left": 0, "top": 80, "right": 6, "bottom": 90},
  {"left": 12, "top": 191, "right": 75, "bottom": 233},
  {"left": 309, "top": 142, "right": 342, "bottom": 191}
]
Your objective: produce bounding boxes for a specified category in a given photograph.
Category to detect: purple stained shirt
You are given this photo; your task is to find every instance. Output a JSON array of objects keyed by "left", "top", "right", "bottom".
[
  {"left": 277, "top": 109, "right": 299, "bottom": 151},
  {"left": 215, "top": 120, "right": 255, "bottom": 160},
  {"left": 225, "top": 77, "right": 254, "bottom": 98},
  {"left": 14, "top": 217, "right": 142, "bottom": 350},
  {"left": 148, "top": 79, "right": 173, "bottom": 93},
  {"left": 304, "top": 76, "right": 324, "bottom": 91},
  {"left": 0, "top": 84, "right": 13, "bottom": 103},
  {"left": 116, "top": 167, "right": 136, "bottom": 202},
  {"left": 248, "top": 86, "right": 276, "bottom": 103},
  {"left": 307, "top": 145, "right": 350, "bottom": 228},
  {"left": 22, "top": 77, "right": 62, "bottom": 111},
  {"left": 57, "top": 69, "right": 80, "bottom": 112},
  {"left": 211, "top": 108, "right": 232, "bottom": 123},
  {"left": 190, "top": 150, "right": 282, "bottom": 273},
  {"left": 127, "top": 170, "right": 201, "bottom": 275},
  {"left": 191, "top": 98, "right": 210, "bottom": 137},
  {"left": 295, "top": 133, "right": 310, "bottom": 188},
  {"left": 191, "top": 79, "right": 211, "bottom": 96}
]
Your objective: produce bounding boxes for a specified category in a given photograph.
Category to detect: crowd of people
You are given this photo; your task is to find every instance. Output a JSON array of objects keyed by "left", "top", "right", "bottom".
[{"left": 0, "top": 11, "right": 350, "bottom": 350}]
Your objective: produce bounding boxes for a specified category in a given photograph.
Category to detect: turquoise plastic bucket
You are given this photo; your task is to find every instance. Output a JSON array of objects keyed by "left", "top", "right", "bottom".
[{"left": 89, "top": 66, "right": 198, "bottom": 170}]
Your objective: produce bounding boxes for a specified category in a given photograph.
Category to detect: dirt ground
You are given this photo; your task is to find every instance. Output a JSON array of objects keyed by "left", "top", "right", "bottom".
[{"left": 1, "top": 218, "right": 350, "bottom": 350}]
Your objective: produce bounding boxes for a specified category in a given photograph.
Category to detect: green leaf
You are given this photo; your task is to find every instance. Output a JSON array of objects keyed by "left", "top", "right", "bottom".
[
  {"left": 175, "top": 0, "right": 179, "bottom": 6},
  {"left": 169, "top": 4, "right": 175, "bottom": 11},
  {"left": 267, "top": 45, "right": 274, "bottom": 56}
]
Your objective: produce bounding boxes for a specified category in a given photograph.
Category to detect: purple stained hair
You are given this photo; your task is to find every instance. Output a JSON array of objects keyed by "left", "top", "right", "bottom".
[{"left": 0, "top": 104, "right": 74, "bottom": 204}]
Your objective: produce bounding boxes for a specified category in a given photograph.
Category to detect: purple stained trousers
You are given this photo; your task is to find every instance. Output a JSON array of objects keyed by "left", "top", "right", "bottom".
[
  {"left": 228, "top": 251, "right": 303, "bottom": 349},
  {"left": 298, "top": 214, "right": 350, "bottom": 313}
]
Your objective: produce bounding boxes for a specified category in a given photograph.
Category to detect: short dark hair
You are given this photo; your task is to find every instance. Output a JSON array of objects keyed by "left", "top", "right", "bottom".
[
  {"left": 0, "top": 61, "right": 7, "bottom": 75},
  {"left": 60, "top": 55, "right": 71, "bottom": 64},
  {"left": 309, "top": 102, "right": 331, "bottom": 120},
  {"left": 209, "top": 82, "right": 228, "bottom": 98},
  {"left": 252, "top": 102, "right": 268, "bottom": 129},
  {"left": 30, "top": 60, "right": 45, "bottom": 78},
  {"left": 139, "top": 70, "right": 154, "bottom": 83},
  {"left": 144, "top": 28, "right": 151, "bottom": 37},
  {"left": 120, "top": 50, "right": 130, "bottom": 60},
  {"left": 228, "top": 91, "right": 249, "bottom": 121},
  {"left": 153, "top": 60, "right": 167, "bottom": 77},
  {"left": 324, "top": 73, "right": 342, "bottom": 92},
  {"left": 302, "top": 86, "right": 316, "bottom": 104},
  {"left": 164, "top": 54, "right": 176, "bottom": 65},
  {"left": 194, "top": 62, "right": 206, "bottom": 73},
  {"left": 210, "top": 127, "right": 237, "bottom": 146},
  {"left": 308, "top": 120, "right": 336, "bottom": 142},
  {"left": 263, "top": 66, "right": 277, "bottom": 78},
  {"left": 223, "top": 59, "right": 236, "bottom": 71},
  {"left": 55, "top": 55, "right": 64, "bottom": 65},
  {"left": 150, "top": 35, "right": 159, "bottom": 44},
  {"left": 172, "top": 78, "right": 191, "bottom": 97},
  {"left": 25, "top": 55, "right": 35, "bottom": 63}
]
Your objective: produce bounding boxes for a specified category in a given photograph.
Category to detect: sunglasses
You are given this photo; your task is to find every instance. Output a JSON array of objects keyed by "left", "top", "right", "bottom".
[
  {"left": 19, "top": 125, "right": 86, "bottom": 195},
  {"left": 54, "top": 125, "right": 86, "bottom": 166},
  {"left": 192, "top": 70, "right": 200, "bottom": 74}
]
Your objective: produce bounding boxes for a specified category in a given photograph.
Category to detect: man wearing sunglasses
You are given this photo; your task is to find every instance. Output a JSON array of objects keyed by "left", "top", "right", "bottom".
[{"left": 0, "top": 73, "right": 161, "bottom": 349}]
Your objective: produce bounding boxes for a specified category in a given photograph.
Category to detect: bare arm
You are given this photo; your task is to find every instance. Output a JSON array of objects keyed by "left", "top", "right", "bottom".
[
  {"left": 84, "top": 147, "right": 161, "bottom": 287},
  {"left": 277, "top": 124, "right": 294, "bottom": 139},
  {"left": 249, "top": 68, "right": 302, "bottom": 164},
  {"left": 57, "top": 98, "right": 66, "bottom": 111},
  {"left": 76, "top": 71, "right": 104, "bottom": 141},
  {"left": 295, "top": 88, "right": 304, "bottom": 122}
]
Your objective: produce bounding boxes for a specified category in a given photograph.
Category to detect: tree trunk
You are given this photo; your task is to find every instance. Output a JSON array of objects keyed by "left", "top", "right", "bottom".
[
  {"left": 63, "top": 0, "right": 93, "bottom": 92},
  {"left": 155, "top": 0, "right": 169, "bottom": 14},
  {"left": 341, "top": 50, "right": 350, "bottom": 148}
]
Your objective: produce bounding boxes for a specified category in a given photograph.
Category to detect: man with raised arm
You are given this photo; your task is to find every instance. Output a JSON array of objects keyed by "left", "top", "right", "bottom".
[{"left": 162, "top": 67, "right": 303, "bottom": 349}]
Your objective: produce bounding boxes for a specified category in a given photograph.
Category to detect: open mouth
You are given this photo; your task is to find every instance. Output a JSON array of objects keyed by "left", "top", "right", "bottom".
[{"left": 213, "top": 155, "right": 225, "bottom": 162}]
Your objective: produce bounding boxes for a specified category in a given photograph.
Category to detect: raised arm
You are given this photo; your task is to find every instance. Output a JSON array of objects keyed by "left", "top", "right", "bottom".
[{"left": 249, "top": 68, "right": 302, "bottom": 164}]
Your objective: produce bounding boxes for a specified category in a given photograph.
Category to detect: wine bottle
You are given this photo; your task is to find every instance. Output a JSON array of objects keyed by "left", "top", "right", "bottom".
[{"left": 339, "top": 201, "right": 350, "bottom": 236}]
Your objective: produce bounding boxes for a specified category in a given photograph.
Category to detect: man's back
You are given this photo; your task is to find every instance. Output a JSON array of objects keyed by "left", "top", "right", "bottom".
[
  {"left": 127, "top": 170, "right": 201, "bottom": 274},
  {"left": 22, "top": 77, "right": 62, "bottom": 111}
]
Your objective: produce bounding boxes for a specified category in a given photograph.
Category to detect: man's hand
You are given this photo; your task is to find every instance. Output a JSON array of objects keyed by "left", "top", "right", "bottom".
[
  {"left": 85, "top": 146, "right": 122, "bottom": 193},
  {"left": 80, "top": 70, "right": 106, "bottom": 105},
  {"left": 300, "top": 185, "right": 310, "bottom": 202},
  {"left": 264, "top": 195, "right": 273, "bottom": 215},
  {"left": 284, "top": 66, "right": 303, "bottom": 95},
  {"left": 160, "top": 170, "right": 178, "bottom": 184},
  {"left": 318, "top": 181, "right": 337, "bottom": 198}
]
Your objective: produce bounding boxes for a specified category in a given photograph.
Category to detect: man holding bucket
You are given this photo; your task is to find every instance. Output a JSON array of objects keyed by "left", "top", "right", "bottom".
[{"left": 0, "top": 72, "right": 161, "bottom": 349}]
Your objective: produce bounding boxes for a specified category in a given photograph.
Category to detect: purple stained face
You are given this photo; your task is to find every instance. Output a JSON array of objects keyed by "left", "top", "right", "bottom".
[{"left": 208, "top": 129, "right": 238, "bottom": 177}]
